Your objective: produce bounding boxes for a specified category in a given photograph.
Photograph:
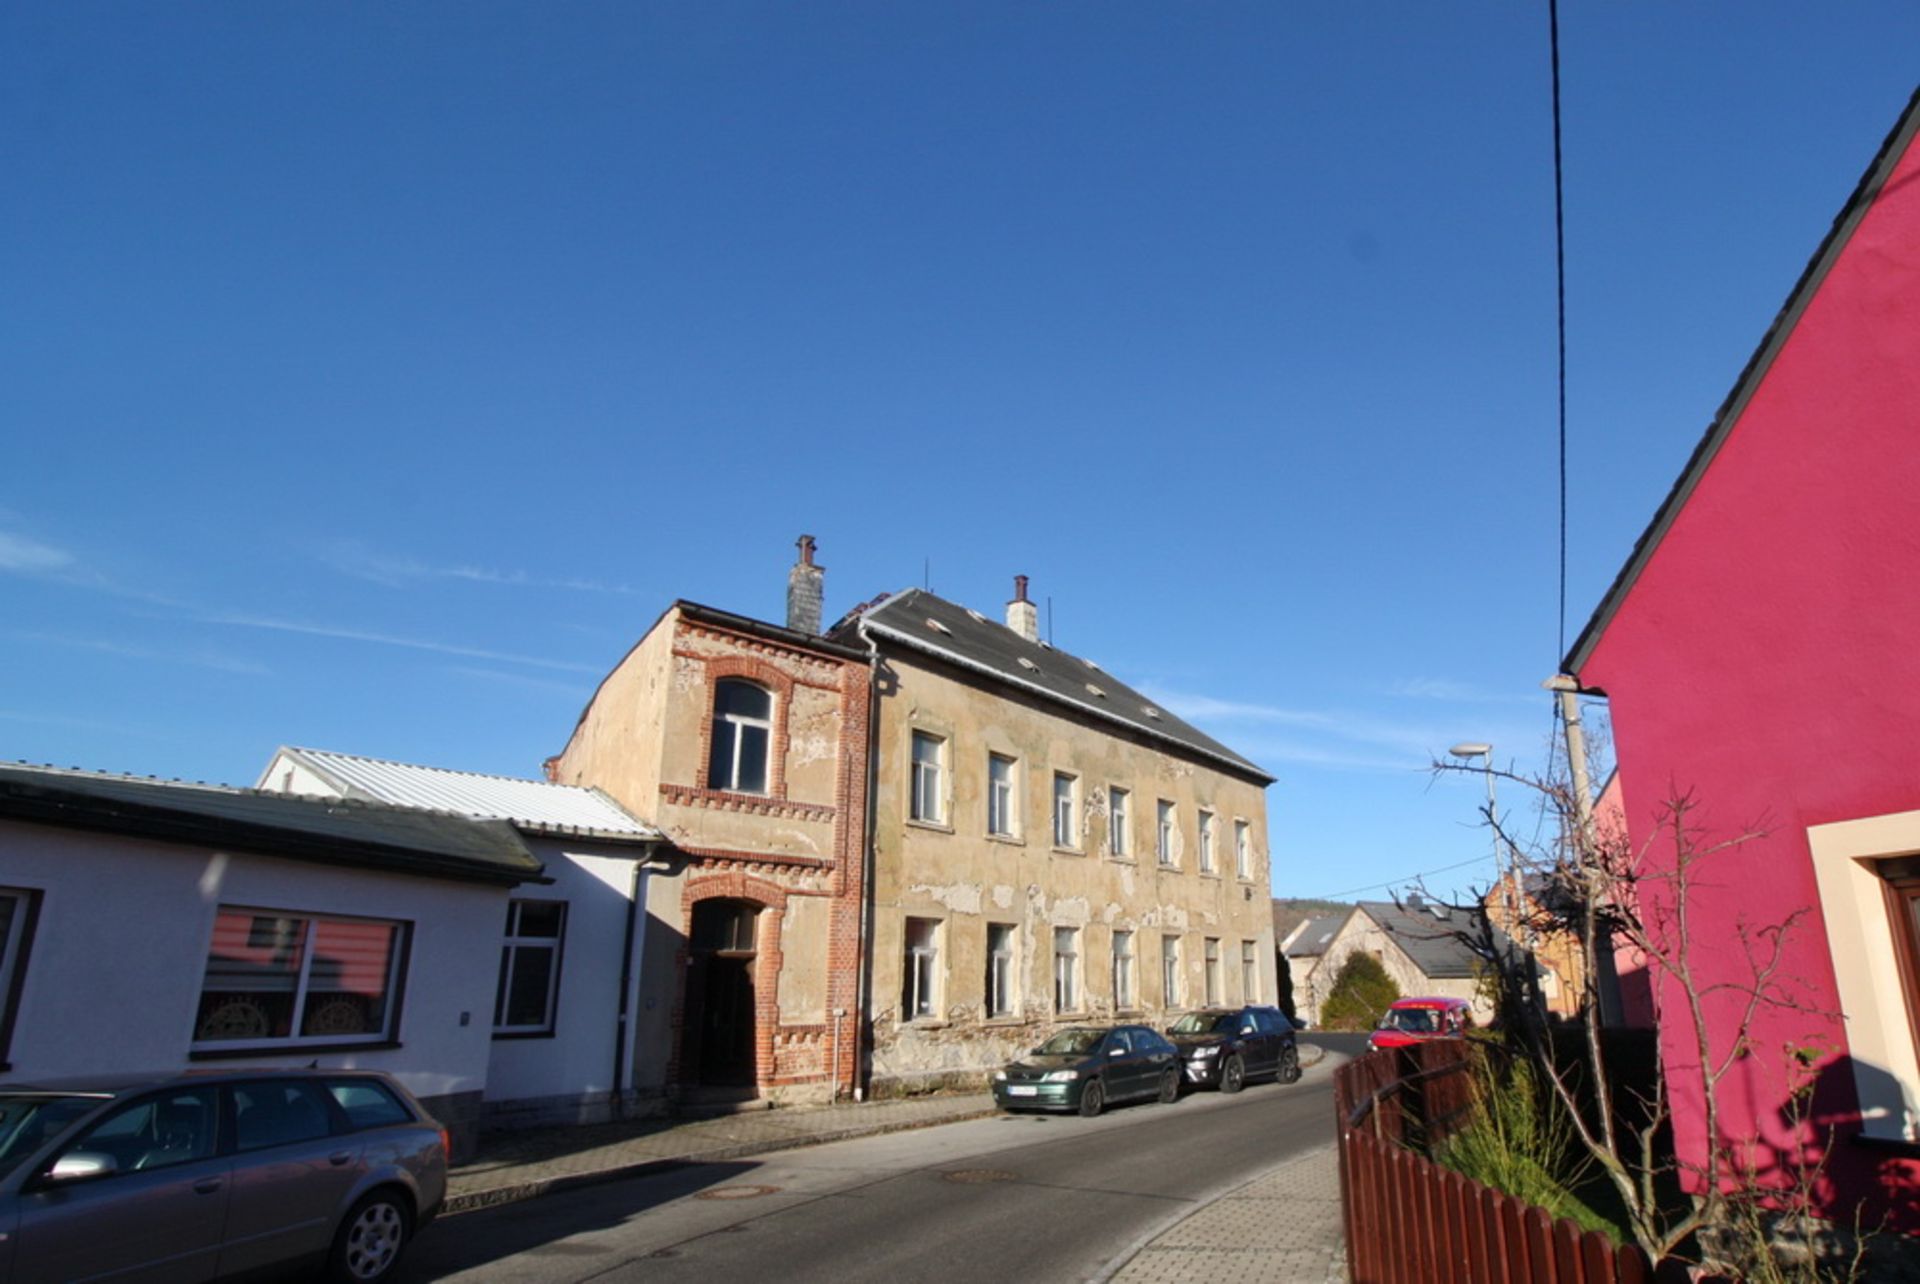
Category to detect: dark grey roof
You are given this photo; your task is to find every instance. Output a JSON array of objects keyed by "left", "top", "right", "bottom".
[
  {"left": 1357, "top": 899, "right": 1516, "bottom": 980},
  {"left": 1284, "top": 912, "right": 1351, "bottom": 958},
  {"left": 1566, "top": 87, "right": 1920, "bottom": 676},
  {"left": 841, "top": 589, "right": 1273, "bottom": 784},
  {"left": 0, "top": 763, "right": 544, "bottom": 886}
]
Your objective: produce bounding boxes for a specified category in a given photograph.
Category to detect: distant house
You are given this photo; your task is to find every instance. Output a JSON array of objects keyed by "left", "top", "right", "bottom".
[
  {"left": 1562, "top": 90, "right": 1920, "bottom": 1231},
  {"left": 1280, "top": 910, "right": 1351, "bottom": 1022},
  {"left": 0, "top": 762, "right": 548, "bottom": 1158},
  {"left": 1300, "top": 898, "right": 1504, "bottom": 1027},
  {"left": 259, "top": 745, "right": 663, "bottom": 1127}
]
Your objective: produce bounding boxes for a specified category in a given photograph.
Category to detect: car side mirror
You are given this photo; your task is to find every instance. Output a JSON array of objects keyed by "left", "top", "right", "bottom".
[
  {"left": 1108, "top": 1046, "right": 1125, "bottom": 1057},
  {"left": 47, "top": 1152, "right": 118, "bottom": 1184},
  {"left": 1240, "top": 1025, "right": 1256, "bottom": 1036}
]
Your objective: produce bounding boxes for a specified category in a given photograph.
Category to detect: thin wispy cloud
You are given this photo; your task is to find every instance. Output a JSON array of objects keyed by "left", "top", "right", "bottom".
[
  {"left": 3, "top": 629, "right": 271, "bottom": 677},
  {"left": 317, "top": 540, "right": 639, "bottom": 596},
  {"left": 446, "top": 666, "right": 594, "bottom": 698},
  {"left": 0, "top": 708, "right": 178, "bottom": 743},
  {"left": 1386, "top": 677, "right": 1539, "bottom": 705},
  {"left": 0, "top": 531, "right": 76, "bottom": 575},
  {"left": 1143, "top": 687, "right": 1441, "bottom": 758},
  {"left": 205, "top": 612, "right": 601, "bottom": 674}
]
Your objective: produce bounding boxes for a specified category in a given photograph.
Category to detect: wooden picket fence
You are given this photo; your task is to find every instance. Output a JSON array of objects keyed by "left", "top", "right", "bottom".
[{"left": 1335, "top": 1042, "right": 1690, "bottom": 1284}]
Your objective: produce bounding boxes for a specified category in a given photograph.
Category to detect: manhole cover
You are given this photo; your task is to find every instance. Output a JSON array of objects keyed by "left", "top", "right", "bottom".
[
  {"left": 694, "top": 1184, "right": 782, "bottom": 1201},
  {"left": 942, "top": 1169, "right": 1017, "bottom": 1184}
]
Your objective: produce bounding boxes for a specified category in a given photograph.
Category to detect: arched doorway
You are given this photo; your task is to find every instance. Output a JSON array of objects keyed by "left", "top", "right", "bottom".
[{"left": 685, "top": 899, "right": 760, "bottom": 1085}]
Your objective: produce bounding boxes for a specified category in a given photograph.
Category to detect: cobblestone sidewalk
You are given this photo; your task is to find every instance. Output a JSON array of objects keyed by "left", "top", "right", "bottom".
[{"left": 1107, "top": 1143, "right": 1346, "bottom": 1284}]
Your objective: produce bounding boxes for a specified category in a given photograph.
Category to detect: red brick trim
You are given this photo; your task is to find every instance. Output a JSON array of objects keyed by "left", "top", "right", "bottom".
[
  {"left": 675, "top": 627, "right": 844, "bottom": 690},
  {"left": 670, "top": 844, "right": 831, "bottom": 871},
  {"left": 668, "top": 873, "right": 791, "bottom": 1089},
  {"left": 687, "top": 653, "right": 794, "bottom": 801},
  {"left": 659, "top": 783, "right": 835, "bottom": 824}
]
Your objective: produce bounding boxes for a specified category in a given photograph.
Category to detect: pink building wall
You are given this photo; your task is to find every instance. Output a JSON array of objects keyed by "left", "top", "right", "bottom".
[{"left": 1571, "top": 98, "right": 1920, "bottom": 1230}]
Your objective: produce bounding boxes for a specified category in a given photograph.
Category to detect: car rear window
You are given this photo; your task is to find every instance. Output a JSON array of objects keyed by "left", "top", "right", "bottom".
[{"left": 326, "top": 1079, "right": 413, "bottom": 1130}]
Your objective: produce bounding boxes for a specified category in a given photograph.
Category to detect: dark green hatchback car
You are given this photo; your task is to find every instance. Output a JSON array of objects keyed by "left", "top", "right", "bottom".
[{"left": 991, "top": 1025, "right": 1182, "bottom": 1116}]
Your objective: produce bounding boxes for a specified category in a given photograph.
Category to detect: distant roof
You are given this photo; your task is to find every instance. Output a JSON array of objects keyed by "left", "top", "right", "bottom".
[
  {"left": 0, "top": 762, "right": 543, "bottom": 886},
  {"left": 839, "top": 588, "right": 1272, "bottom": 784},
  {"left": 1356, "top": 899, "right": 1513, "bottom": 980},
  {"left": 265, "top": 746, "right": 660, "bottom": 844},
  {"left": 1284, "top": 913, "right": 1350, "bottom": 958},
  {"left": 1565, "top": 88, "right": 1920, "bottom": 676}
]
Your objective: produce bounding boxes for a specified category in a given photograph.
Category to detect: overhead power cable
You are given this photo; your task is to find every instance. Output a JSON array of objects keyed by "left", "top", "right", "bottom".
[
  {"left": 1305, "top": 852, "right": 1500, "bottom": 902},
  {"left": 1550, "top": 0, "right": 1570, "bottom": 659}
]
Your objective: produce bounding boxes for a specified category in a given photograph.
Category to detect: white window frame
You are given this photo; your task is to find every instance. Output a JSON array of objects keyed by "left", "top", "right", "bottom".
[
  {"left": 495, "top": 899, "right": 567, "bottom": 1036},
  {"left": 1112, "top": 929, "right": 1135, "bottom": 1010},
  {"left": 1157, "top": 800, "right": 1177, "bottom": 867},
  {"left": 192, "top": 906, "right": 407, "bottom": 1052},
  {"left": 1807, "top": 810, "right": 1920, "bottom": 1141},
  {"left": 903, "top": 917, "right": 941, "bottom": 1021},
  {"left": 910, "top": 731, "right": 947, "bottom": 825},
  {"left": 1109, "top": 786, "right": 1131, "bottom": 859},
  {"left": 709, "top": 679, "right": 774, "bottom": 794},
  {"left": 1161, "top": 934, "right": 1182, "bottom": 1008},
  {"left": 986, "top": 923, "right": 1016, "bottom": 1019},
  {"left": 1053, "top": 927, "right": 1080, "bottom": 1013},
  {"left": 1235, "top": 819, "right": 1252, "bottom": 880},
  {"left": 1198, "top": 810, "right": 1215, "bottom": 873},
  {"left": 1204, "top": 937, "right": 1222, "bottom": 1005},
  {"left": 1053, "top": 772, "right": 1079, "bottom": 849},
  {"left": 987, "top": 753, "right": 1018, "bottom": 838}
]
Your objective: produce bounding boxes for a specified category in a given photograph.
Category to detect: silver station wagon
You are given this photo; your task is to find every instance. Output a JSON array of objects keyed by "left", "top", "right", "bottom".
[{"left": 0, "top": 1069, "right": 447, "bottom": 1283}]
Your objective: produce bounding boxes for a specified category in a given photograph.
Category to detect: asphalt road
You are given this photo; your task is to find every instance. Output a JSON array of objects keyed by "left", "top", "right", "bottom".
[{"left": 400, "top": 1049, "right": 1347, "bottom": 1284}]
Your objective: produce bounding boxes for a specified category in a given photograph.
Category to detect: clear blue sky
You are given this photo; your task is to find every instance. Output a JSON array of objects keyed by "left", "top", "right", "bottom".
[{"left": 4, "top": 4, "right": 1915, "bottom": 903}]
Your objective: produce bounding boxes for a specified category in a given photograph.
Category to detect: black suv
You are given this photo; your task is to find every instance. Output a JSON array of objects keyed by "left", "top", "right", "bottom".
[{"left": 1166, "top": 1005, "right": 1300, "bottom": 1093}]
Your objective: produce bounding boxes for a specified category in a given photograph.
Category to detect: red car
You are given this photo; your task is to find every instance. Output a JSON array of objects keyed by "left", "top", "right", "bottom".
[{"left": 1367, "top": 996, "right": 1473, "bottom": 1051}]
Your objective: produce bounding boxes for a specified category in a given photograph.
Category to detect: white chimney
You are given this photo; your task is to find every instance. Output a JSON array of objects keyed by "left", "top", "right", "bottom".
[{"left": 1006, "top": 574, "right": 1038, "bottom": 642}]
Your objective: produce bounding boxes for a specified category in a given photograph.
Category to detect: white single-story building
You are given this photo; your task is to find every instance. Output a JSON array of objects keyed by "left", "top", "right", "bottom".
[
  {"left": 256, "top": 746, "right": 666, "bottom": 1128},
  {"left": 0, "top": 762, "right": 545, "bottom": 1159}
]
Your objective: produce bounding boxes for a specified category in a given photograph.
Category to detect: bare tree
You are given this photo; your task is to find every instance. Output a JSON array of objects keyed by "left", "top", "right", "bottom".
[{"left": 1420, "top": 762, "right": 1853, "bottom": 1274}]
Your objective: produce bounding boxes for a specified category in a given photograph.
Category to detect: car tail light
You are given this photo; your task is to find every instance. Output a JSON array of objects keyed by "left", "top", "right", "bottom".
[{"left": 439, "top": 1127, "right": 451, "bottom": 1157}]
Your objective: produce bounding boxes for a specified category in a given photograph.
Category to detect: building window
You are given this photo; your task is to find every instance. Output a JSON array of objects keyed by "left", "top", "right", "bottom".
[
  {"left": 986, "top": 923, "right": 1015, "bottom": 1018},
  {"left": 903, "top": 918, "right": 940, "bottom": 1021},
  {"left": 194, "top": 908, "right": 405, "bottom": 1050},
  {"left": 1881, "top": 857, "right": 1920, "bottom": 1057},
  {"left": 708, "top": 679, "right": 773, "bottom": 794},
  {"left": 1157, "top": 800, "right": 1177, "bottom": 866},
  {"left": 1112, "top": 929, "right": 1135, "bottom": 1009},
  {"left": 1235, "top": 820, "right": 1252, "bottom": 879},
  {"left": 911, "top": 731, "right": 947, "bottom": 824},
  {"left": 1242, "top": 940, "right": 1258, "bottom": 1002},
  {"left": 1198, "top": 811, "right": 1216, "bottom": 873},
  {"left": 987, "top": 753, "right": 1018, "bottom": 837},
  {"left": 495, "top": 900, "right": 566, "bottom": 1035},
  {"left": 1053, "top": 773, "right": 1079, "bottom": 848},
  {"left": 1053, "top": 927, "right": 1080, "bottom": 1012},
  {"left": 1161, "top": 934, "right": 1181, "bottom": 1008},
  {"left": 1108, "top": 787, "right": 1130, "bottom": 858},
  {"left": 0, "top": 888, "right": 41, "bottom": 1067},
  {"left": 1204, "top": 937, "right": 1222, "bottom": 1005}
]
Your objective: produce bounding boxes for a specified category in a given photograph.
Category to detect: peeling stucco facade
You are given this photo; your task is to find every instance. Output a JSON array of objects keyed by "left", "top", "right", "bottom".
[{"left": 862, "top": 647, "right": 1276, "bottom": 1094}]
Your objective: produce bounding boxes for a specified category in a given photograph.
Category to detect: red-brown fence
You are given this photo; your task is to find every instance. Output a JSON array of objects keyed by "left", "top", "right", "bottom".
[{"left": 1335, "top": 1043, "right": 1687, "bottom": 1284}]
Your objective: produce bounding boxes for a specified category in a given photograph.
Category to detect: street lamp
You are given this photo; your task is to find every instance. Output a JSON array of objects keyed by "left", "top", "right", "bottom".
[{"left": 1448, "top": 742, "right": 1503, "bottom": 887}]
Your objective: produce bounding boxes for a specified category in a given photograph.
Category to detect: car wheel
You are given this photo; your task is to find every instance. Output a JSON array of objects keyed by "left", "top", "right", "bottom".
[
  {"left": 1157, "top": 1067, "right": 1180, "bottom": 1104},
  {"left": 1280, "top": 1047, "right": 1302, "bottom": 1085},
  {"left": 1078, "top": 1078, "right": 1105, "bottom": 1117},
  {"left": 329, "top": 1189, "right": 412, "bottom": 1283},
  {"left": 1220, "top": 1054, "right": 1245, "bottom": 1094}
]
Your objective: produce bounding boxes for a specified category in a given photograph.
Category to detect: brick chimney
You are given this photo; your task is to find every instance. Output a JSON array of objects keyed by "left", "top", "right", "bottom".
[
  {"left": 1006, "top": 574, "right": 1038, "bottom": 642},
  {"left": 787, "top": 535, "right": 824, "bottom": 634}
]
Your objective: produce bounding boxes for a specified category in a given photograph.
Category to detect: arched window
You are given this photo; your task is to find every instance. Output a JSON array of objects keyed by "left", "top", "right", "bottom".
[{"left": 708, "top": 679, "right": 772, "bottom": 793}]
